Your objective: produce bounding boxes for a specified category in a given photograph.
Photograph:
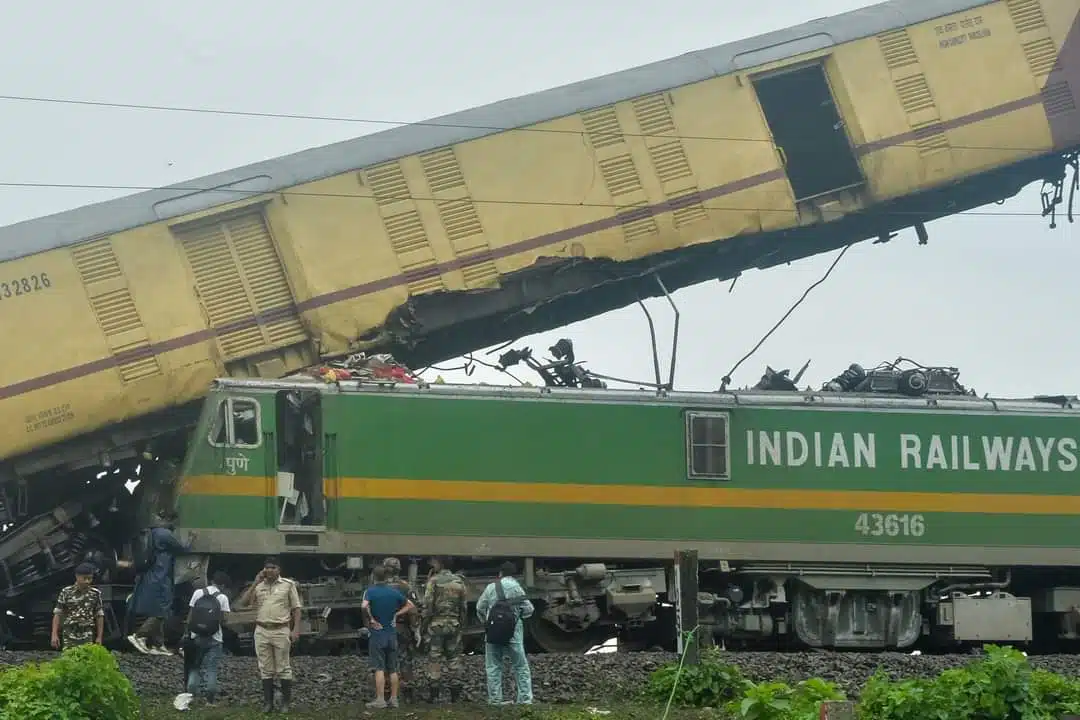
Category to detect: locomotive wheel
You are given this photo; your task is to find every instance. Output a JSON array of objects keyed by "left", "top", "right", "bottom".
[{"left": 526, "top": 617, "right": 608, "bottom": 654}]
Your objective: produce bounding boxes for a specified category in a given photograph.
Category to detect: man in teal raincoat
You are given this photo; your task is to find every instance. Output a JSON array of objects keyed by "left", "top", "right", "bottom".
[{"left": 475, "top": 561, "right": 534, "bottom": 705}]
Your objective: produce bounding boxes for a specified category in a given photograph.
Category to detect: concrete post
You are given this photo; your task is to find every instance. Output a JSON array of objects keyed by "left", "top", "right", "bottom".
[{"left": 673, "top": 549, "right": 700, "bottom": 665}]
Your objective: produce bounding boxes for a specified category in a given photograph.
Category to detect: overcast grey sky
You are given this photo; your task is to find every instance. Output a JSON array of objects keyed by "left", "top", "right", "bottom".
[{"left": 0, "top": 0, "right": 1075, "bottom": 398}]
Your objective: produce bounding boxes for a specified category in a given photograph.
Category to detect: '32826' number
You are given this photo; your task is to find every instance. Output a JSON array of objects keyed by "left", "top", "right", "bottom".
[
  {"left": 0, "top": 273, "right": 51, "bottom": 300},
  {"left": 855, "top": 512, "right": 925, "bottom": 538}
]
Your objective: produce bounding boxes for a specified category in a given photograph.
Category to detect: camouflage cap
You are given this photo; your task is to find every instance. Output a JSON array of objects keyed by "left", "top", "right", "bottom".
[{"left": 383, "top": 557, "right": 402, "bottom": 572}]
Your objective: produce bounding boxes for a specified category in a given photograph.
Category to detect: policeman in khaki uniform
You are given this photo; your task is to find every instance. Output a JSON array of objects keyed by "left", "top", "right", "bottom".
[
  {"left": 421, "top": 556, "right": 468, "bottom": 703},
  {"left": 51, "top": 563, "right": 105, "bottom": 650},
  {"left": 238, "top": 556, "right": 302, "bottom": 713}
]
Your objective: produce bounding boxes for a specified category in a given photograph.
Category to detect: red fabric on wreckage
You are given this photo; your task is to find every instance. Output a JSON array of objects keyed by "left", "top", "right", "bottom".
[{"left": 293, "top": 352, "right": 420, "bottom": 384}]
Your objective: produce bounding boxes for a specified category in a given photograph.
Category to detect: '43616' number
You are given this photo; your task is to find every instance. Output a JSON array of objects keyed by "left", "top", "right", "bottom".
[{"left": 855, "top": 513, "right": 925, "bottom": 538}]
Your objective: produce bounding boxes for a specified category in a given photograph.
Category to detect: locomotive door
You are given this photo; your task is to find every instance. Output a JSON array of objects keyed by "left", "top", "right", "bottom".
[
  {"left": 274, "top": 389, "right": 326, "bottom": 529},
  {"left": 751, "top": 61, "right": 865, "bottom": 202}
]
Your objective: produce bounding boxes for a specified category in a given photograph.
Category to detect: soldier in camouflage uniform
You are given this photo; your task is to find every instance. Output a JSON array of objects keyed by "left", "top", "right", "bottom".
[
  {"left": 421, "top": 556, "right": 467, "bottom": 703},
  {"left": 382, "top": 558, "right": 421, "bottom": 694},
  {"left": 51, "top": 563, "right": 105, "bottom": 650}
]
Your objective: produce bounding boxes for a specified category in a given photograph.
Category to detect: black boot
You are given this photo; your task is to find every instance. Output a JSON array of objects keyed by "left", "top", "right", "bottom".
[
  {"left": 262, "top": 679, "right": 275, "bottom": 713},
  {"left": 280, "top": 679, "right": 292, "bottom": 713}
]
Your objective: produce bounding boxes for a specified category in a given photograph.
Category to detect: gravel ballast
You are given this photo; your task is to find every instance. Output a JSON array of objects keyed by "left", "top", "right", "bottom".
[{"left": 1, "top": 649, "right": 1076, "bottom": 708}]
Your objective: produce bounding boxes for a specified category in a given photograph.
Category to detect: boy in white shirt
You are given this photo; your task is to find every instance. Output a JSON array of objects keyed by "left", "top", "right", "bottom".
[{"left": 180, "top": 571, "right": 231, "bottom": 707}]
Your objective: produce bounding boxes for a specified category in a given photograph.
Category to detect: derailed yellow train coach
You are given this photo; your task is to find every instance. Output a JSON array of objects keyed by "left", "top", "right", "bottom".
[{"left": 0, "top": 0, "right": 1078, "bottom": 494}]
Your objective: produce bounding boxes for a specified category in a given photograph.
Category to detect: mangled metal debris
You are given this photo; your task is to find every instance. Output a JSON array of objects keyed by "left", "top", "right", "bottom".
[{"left": 751, "top": 357, "right": 972, "bottom": 397}]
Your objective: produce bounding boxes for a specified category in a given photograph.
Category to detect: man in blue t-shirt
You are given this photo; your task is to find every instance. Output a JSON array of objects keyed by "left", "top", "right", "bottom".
[{"left": 362, "top": 564, "right": 416, "bottom": 708}]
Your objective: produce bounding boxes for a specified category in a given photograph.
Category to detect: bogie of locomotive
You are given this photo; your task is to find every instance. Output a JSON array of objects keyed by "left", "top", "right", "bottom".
[
  {"left": 169, "top": 552, "right": 667, "bottom": 656},
  {"left": 685, "top": 567, "right": 1080, "bottom": 654},
  {"left": 696, "top": 571, "right": 1044, "bottom": 652}
]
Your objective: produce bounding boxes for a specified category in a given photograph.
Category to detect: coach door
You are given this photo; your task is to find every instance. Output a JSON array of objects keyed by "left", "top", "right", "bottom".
[
  {"left": 751, "top": 61, "right": 865, "bottom": 202},
  {"left": 274, "top": 389, "right": 326, "bottom": 530}
]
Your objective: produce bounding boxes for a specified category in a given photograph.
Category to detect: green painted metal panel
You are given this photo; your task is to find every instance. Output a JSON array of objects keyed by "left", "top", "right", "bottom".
[
  {"left": 176, "top": 492, "right": 1080, "bottom": 549},
  {"left": 323, "top": 392, "right": 684, "bottom": 486},
  {"left": 175, "top": 386, "right": 1080, "bottom": 549},
  {"left": 332, "top": 498, "right": 1080, "bottom": 548},
  {"left": 325, "top": 393, "right": 1080, "bottom": 494},
  {"left": 177, "top": 495, "right": 269, "bottom": 530}
]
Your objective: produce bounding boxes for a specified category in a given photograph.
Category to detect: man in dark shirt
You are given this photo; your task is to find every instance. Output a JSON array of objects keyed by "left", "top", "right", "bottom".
[{"left": 362, "top": 565, "right": 415, "bottom": 708}]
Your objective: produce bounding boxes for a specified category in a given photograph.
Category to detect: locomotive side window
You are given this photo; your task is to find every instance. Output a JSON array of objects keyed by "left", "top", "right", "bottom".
[
  {"left": 686, "top": 411, "right": 730, "bottom": 480},
  {"left": 208, "top": 397, "right": 261, "bottom": 448},
  {"left": 231, "top": 399, "right": 260, "bottom": 446}
]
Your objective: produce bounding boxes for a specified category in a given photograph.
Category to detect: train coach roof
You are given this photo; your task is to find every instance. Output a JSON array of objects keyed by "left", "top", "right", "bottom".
[
  {"left": 0, "top": 0, "right": 992, "bottom": 263},
  {"left": 210, "top": 376, "right": 1080, "bottom": 416}
]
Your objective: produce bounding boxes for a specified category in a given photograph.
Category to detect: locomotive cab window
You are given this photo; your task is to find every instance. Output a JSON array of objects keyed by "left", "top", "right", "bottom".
[
  {"left": 209, "top": 397, "right": 261, "bottom": 448},
  {"left": 686, "top": 411, "right": 730, "bottom": 480}
]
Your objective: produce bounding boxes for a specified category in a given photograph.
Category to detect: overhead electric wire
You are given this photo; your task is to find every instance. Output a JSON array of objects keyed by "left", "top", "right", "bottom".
[
  {"left": 0, "top": 180, "right": 1060, "bottom": 218},
  {"left": 421, "top": 243, "right": 852, "bottom": 390},
  {"left": 0, "top": 93, "right": 1058, "bottom": 154},
  {"left": 417, "top": 352, "right": 525, "bottom": 385},
  {"left": 0, "top": 94, "right": 1069, "bottom": 219},
  {"left": 720, "top": 244, "right": 851, "bottom": 390}
]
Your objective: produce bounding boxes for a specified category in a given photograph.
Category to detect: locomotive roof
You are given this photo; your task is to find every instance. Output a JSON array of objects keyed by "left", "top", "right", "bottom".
[
  {"left": 210, "top": 376, "right": 1080, "bottom": 417},
  {"left": 0, "top": 0, "right": 992, "bottom": 263}
]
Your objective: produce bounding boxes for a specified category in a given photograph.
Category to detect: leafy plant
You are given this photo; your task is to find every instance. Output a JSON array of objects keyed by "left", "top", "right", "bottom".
[
  {"left": 1029, "top": 667, "right": 1080, "bottom": 717},
  {"left": 646, "top": 647, "right": 847, "bottom": 719},
  {"left": 795, "top": 677, "right": 846, "bottom": 704},
  {"left": 647, "top": 643, "right": 1080, "bottom": 720},
  {"left": 856, "top": 644, "right": 1080, "bottom": 720},
  {"left": 0, "top": 643, "right": 138, "bottom": 720},
  {"left": 646, "top": 647, "right": 751, "bottom": 708},
  {"left": 731, "top": 680, "right": 796, "bottom": 720},
  {"left": 730, "top": 677, "right": 846, "bottom": 720}
]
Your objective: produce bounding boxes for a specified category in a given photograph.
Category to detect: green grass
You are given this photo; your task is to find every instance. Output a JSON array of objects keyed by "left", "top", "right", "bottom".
[{"left": 139, "top": 698, "right": 716, "bottom": 719}]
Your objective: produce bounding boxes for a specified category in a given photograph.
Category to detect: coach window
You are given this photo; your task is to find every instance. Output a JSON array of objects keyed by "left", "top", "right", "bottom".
[
  {"left": 208, "top": 397, "right": 261, "bottom": 448},
  {"left": 686, "top": 411, "right": 730, "bottom": 480}
]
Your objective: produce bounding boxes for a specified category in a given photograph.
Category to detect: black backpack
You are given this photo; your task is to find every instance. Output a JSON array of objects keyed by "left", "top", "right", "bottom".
[
  {"left": 189, "top": 589, "right": 223, "bottom": 638},
  {"left": 484, "top": 580, "right": 518, "bottom": 646},
  {"left": 132, "top": 528, "right": 155, "bottom": 573}
]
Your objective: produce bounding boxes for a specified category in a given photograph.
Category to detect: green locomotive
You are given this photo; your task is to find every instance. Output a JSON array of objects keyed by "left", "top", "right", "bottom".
[{"left": 166, "top": 359, "right": 1080, "bottom": 654}]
